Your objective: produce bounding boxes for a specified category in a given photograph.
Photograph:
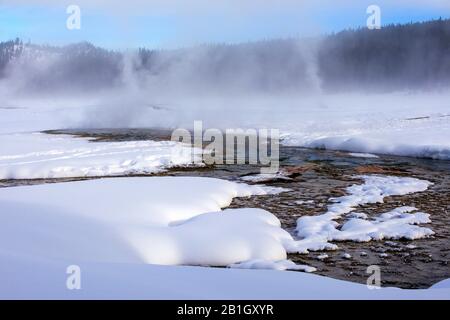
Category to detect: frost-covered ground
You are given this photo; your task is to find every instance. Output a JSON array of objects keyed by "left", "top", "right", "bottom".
[
  {"left": 1, "top": 176, "right": 449, "bottom": 299},
  {"left": 287, "top": 124, "right": 450, "bottom": 160},
  {"left": 276, "top": 93, "right": 450, "bottom": 160},
  {"left": 0, "top": 133, "right": 197, "bottom": 179},
  {"left": 2, "top": 92, "right": 450, "bottom": 160},
  {"left": 3, "top": 257, "right": 450, "bottom": 299},
  {"left": 1, "top": 93, "right": 449, "bottom": 299},
  {"left": 0, "top": 177, "right": 296, "bottom": 267},
  {"left": 293, "top": 175, "right": 434, "bottom": 253}
]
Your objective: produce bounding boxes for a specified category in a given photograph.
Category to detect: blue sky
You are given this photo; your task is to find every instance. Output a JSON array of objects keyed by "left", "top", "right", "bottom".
[{"left": 1, "top": 0, "right": 449, "bottom": 49}]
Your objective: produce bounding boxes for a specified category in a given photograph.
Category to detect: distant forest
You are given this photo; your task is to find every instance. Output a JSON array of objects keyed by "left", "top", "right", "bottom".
[
  {"left": 319, "top": 18, "right": 450, "bottom": 91},
  {"left": 1, "top": 18, "right": 450, "bottom": 93}
]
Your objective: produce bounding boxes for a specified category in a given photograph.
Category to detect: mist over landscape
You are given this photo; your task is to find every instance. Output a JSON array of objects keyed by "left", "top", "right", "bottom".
[
  {"left": 1, "top": 19, "right": 449, "bottom": 130},
  {"left": 1, "top": 1, "right": 450, "bottom": 301},
  {"left": 2, "top": 19, "right": 450, "bottom": 94}
]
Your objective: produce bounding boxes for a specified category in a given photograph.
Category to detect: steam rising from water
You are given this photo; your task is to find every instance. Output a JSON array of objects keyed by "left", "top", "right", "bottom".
[{"left": 2, "top": 19, "right": 450, "bottom": 130}]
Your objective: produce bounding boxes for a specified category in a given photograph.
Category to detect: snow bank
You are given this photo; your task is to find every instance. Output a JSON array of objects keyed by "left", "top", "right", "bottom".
[
  {"left": 293, "top": 175, "right": 434, "bottom": 253},
  {"left": 273, "top": 92, "right": 450, "bottom": 160},
  {"left": 336, "top": 206, "right": 434, "bottom": 242},
  {"left": 240, "top": 173, "right": 293, "bottom": 183},
  {"left": 283, "top": 114, "right": 450, "bottom": 160},
  {"left": 4, "top": 176, "right": 445, "bottom": 299},
  {"left": 3, "top": 93, "right": 450, "bottom": 162},
  {"left": 305, "top": 133, "right": 450, "bottom": 160},
  {"left": 348, "top": 152, "right": 379, "bottom": 158},
  {"left": 0, "top": 133, "right": 199, "bottom": 179},
  {"left": 0, "top": 177, "right": 299, "bottom": 269},
  {"left": 432, "top": 279, "right": 450, "bottom": 289},
  {"left": 229, "top": 259, "right": 316, "bottom": 272},
  {"left": 2, "top": 256, "right": 450, "bottom": 299}
]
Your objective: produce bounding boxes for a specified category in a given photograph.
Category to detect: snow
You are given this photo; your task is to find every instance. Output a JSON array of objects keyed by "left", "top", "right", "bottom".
[
  {"left": 4, "top": 92, "right": 450, "bottom": 162},
  {"left": 3, "top": 175, "right": 446, "bottom": 299},
  {"left": 293, "top": 175, "right": 434, "bottom": 253},
  {"left": 337, "top": 206, "right": 434, "bottom": 242},
  {"left": 240, "top": 173, "right": 292, "bottom": 182},
  {"left": 2, "top": 255, "right": 450, "bottom": 299},
  {"left": 303, "top": 132, "right": 450, "bottom": 160},
  {"left": 348, "top": 152, "right": 380, "bottom": 158},
  {"left": 431, "top": 279, "right": 450, "bottom": 289},
  {"left": 229, "top": 259, "right": 316, "bottom": 272},
  {"left": 0, "top": 133, "right": 201, "bottom": 179},
  {"left": 0, "top": 173, "right": 445, "bottom": 301},
  {"left": 1, "top": 93, "right": 449, "bottom": 299},
  {"left": 282, "top": 112, "right": 450, "bottom": 160},
  {"left": 296, "top": 200, "right": 315, "bottom": 205},
  {"left": 348, "top": 212, "right": 368, "bottom": 219},
  {"left": 272, "top": 93, "right": 450, "bottom": 160},
  {"left": 0, "top": 97, "right": 90, "bottom": 134},
  {"left": 0, "top": 177, "right": 303, "bottom": 269}
]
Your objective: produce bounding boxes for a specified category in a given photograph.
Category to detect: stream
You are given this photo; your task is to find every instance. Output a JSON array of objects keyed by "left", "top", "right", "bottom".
[{"left": 1, "top": 128, "right": 449, "bottom": 289}]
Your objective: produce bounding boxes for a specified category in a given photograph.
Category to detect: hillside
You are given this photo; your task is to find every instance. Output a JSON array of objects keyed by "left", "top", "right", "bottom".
[{"left": 1, "top": 19, "right": 450, "bottom": 94}]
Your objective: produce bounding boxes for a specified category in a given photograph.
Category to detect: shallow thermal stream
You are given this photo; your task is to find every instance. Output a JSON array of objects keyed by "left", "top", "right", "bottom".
[{"left": 1, "top": 128, "right": 449, "bottom": 289}]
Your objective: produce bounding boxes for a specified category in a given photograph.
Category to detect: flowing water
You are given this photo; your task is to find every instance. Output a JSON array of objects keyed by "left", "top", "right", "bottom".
[{"left": 2, "top": 128, "right": 449, "bottom": 289}]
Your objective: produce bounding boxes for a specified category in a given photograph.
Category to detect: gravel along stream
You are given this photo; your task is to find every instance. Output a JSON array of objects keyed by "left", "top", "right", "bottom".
[{"left": 2, "top": 129, "right": 449, "bottom": 289}]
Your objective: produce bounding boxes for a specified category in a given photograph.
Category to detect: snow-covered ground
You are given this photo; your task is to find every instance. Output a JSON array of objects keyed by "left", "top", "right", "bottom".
[
  {"left": 1, "top": 176, "right": 449, "bottom": 299},
  {"left": 0, "top": 133, "right": 198, "bottom": 179},
  {"left": 2, "top": 256, "right": 450, "bottom": 300},
  {"left": 348, "top": 153, "right": 379, "bottom": 159},
  {"left": 277, "top": 93, "right": 450, "bottom": 160},
  {"left": 0, "top": 177, "right": 294, "bottom": 266},
  {"left": 1, "top": 93, "right": 449, "bottom": 299},
  {"left": 290, "top": 125, "right": 450, "bottom": 160},
  {"left": 2, "top": 92, "right": 450, "bottom": 161},
  {"left": 294, "top": 175, "right": 434, "bottom": 253}
]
